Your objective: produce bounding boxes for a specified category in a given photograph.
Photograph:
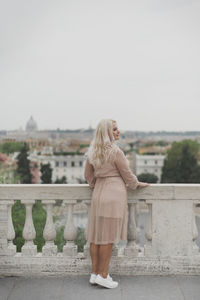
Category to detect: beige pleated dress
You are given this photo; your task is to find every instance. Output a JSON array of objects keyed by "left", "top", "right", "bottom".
[{"left": 84, "top": 143, "right": 139, "bottom": 245}]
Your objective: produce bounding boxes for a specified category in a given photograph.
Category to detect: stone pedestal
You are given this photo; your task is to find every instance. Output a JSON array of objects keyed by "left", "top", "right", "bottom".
[{"left": 63, "top": 242, "right": 78, "bottom": 256}]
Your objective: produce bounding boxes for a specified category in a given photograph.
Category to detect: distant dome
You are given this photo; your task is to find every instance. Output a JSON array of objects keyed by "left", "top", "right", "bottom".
[{"left": 26, "top": 116, "right": 38, "bottom": 132}]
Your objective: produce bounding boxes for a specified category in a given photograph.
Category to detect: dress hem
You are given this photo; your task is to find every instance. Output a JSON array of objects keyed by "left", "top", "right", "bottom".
[{"left": 86, "top": 239, "right": 127, "bottom": 245}]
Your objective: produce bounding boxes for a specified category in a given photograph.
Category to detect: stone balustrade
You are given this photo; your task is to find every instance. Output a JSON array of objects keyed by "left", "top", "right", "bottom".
[{"left": 0, "top": 184, "right": 200, "bottom": 276}]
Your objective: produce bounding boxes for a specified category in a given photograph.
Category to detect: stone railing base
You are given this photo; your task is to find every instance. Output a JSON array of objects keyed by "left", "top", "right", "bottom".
[{"left": 1, "top": 253, "right": 200, "bottom": 277}]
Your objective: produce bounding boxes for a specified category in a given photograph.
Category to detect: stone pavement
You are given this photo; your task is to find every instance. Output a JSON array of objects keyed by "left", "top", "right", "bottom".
[{"left": 0, "top": 275, "right": 200, "bottom": 300}]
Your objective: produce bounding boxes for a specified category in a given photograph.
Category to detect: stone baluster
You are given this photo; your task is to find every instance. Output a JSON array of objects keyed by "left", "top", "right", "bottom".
[
  {"left": 144, "top": 202, "right": 152, "bottom": 256},
  {"left": 191, "top": 201, "right": 199, "bottom": 254},
  {"left": 0, "top": 201, "right": 8, "bottom": 255},
  {"left": 63, "top": 200, "right": 77, "bottom": 256},
  {"left": 124, "top": 202, "right": 139, "bottom": 256},
  {"left": 21, "top": 200, "right": 37, "bottom": 256},
  {"left": 7, "top": 200, "right": 16, "bottom": 255},
  {"left": 135, "top": 202, "right": 140, "bottom": 244},
  {"left": 42, "top": 200, "right": 57, "bottom": 256},
  {"left": 83, "top": 201, "right": 90, "bottom": 258}
]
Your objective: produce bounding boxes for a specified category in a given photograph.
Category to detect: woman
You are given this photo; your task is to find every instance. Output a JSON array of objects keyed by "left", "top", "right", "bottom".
[{"left": 84, "top": 119, "right": 149, "bottom": 289}]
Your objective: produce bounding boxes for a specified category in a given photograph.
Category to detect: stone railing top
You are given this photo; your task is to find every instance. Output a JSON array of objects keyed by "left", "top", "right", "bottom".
[{"left": 0, "top": 184, "right": 200, "bottom": 201}]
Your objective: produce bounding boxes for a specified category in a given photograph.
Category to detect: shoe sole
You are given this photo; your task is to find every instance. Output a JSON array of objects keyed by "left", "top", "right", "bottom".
[
  {"left": 95, "top": 279, "right": 118, "bottom": 289},
  {"left": 89, "top": 281, "right": 97, "bottom": 285}
]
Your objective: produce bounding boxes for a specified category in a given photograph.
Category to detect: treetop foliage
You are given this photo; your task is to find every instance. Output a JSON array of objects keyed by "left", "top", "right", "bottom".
[
  {"left": 16, "top": 143, "right": 32, "bottom": 183},
  {"left": 161, "top": 139, "right": 200, "bottom": 183}
]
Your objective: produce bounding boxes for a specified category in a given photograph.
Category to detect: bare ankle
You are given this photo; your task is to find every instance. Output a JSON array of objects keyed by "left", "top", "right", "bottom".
[{"left": 99, "top": 272, "right": 108, "bottom": 278}]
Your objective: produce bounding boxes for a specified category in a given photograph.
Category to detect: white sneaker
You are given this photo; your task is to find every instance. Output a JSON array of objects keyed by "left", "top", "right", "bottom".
[
  {"left": 107, "top": 274, "right": 113, "bottom": 281},
  {"left": 95, "top": 274, "right": 118, "bottom": 288},
  {"left": 89, "top": 273, "right": 97, "bottom": 284},
  {"left": 89, "top": 273, "right": 112, "bottom": 284}
]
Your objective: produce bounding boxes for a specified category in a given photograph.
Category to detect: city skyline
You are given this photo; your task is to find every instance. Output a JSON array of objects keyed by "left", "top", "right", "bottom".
[
  {"left": 2, "top": 114, "right": 200, "bottom": 133},
  {"left": 1, "top": 0, "right": 200, "bottom": 132}
]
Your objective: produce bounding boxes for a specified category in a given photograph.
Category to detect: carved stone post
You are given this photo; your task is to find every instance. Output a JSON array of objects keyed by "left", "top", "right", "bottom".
[
  {"left": 191, "top": 201, "right": 199, "bottom": 254},
  {"left": 144, "top": 203, "right": 152, "bottom": 256},
  {"left": 83, "top": 201, "right": 90, "bottom": 258},
  {"left": 124, "top": 202, "right": 139, "bottom": 256},
  {"left": 63, "top": 200, "right": 78, "bottom": 256},
  {"left": 21, "top": 200, "right": 37, "bottom": 256},
  {"left": 135, "top": 202, "right": 140, "bottom": 244},
  {"left": 0, "top": 201, "right": 8, "bottom": 255},
  {"left": 42, "top": 200, "right": 57, "bottom": 256},
  {"left": 7, "top": 200, "right": 16, "bottom": 255}
]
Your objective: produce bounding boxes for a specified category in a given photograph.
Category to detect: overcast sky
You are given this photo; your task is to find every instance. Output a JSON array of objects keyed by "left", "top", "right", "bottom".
[{"left": 0, "top": 0, "right": 200, "bottom": 132}]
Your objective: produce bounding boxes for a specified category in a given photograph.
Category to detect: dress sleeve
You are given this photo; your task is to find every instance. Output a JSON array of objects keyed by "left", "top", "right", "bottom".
[
  {"left": 114, "top": 149, "right": 139, "bottom": 190},
  {"left": 84, "top": 157, "right": 96, "bottom": 189}
]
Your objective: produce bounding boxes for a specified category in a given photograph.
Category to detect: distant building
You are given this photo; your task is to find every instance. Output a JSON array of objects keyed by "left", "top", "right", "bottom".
[
  {"left": 28, "top": 152, "right": 86, "bottom": 183},
  {"left": 30, "top": 162, "right": 40, "bottom": 184},
  {"left": 0, "top": 153, "right": 17, "bottom": 183},
  {"left": 26, "top": 116, "right": 38, "bottom": 132},
  {"left": 126, "top": 151, "right": 137, "bottom": 174},
  {"left": 40, "top": 146, "right": 53, "bottom": 156},
  {"left": 135, "top": 154, "right": 165, "bottom": 182},
  {"left": 138, "top": 145, "right": 170, "bottom": 155}
]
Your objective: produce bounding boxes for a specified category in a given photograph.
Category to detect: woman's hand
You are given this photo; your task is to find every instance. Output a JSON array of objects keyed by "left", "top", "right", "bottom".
[{"left": 137, "top": 182, "right": 150, "bottom": 189}]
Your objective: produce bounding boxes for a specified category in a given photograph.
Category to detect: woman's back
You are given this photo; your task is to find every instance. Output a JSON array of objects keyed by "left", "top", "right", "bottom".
[
  {"left": 85, "top": 143, "right": 139, "bottom": 190},
  {"left": 84, "top": 143, "right": 129, "bottom": 245}
]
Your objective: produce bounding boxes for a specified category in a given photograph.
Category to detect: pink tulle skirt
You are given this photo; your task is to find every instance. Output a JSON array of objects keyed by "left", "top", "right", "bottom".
[{"left": 86, "top": 176, "right": 128, "bottom": 245}]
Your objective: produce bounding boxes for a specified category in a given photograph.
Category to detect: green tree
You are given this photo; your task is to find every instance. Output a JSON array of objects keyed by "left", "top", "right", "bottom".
[
  {"left": 161, "top": 140, "right": 200, "bottom": 183},
  {"left": 12, "top": 200, "right": 25, "bottom": 252},
  {"left": 155, "top": 140, "right": 169, "bottom": 147},
  {"left": 76, "top": 177, "right": 87, "bottom": 184},
  {"left": 138, "top": 173, "right": 158, "bottom": 183},
  {"left": 74, "top": 227, "right": 87, "bottom": 252},
  {"left": 54, "top": 224, "right": 65, "bottom": 252},
  {"left": 0, "top": 141, "right": 23, "bottom": 154},
  {"left": 54, "top": 176, "right": 67, "bottom": 184},
  {"left": 16, "top": 143, "right": 32, "bottom": 183},
  {"left": 40, "top": 163, "right": 52, "bottom": 183},
  {"left": 32, "top": 201, "right": 46, "bottom": 251}
]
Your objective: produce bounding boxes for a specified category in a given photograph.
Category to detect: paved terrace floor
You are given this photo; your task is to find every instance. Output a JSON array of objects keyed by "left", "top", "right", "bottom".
[{"left": 0, "top": 275, "right": 200, "bottom": 300}]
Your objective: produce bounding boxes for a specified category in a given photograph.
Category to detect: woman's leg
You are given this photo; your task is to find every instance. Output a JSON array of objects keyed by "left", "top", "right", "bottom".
[
  {"left": 90, "top": 243, "right": 99, "bottom": 274},
  {"left": 98, "top": 243, "right": 113, "bottom": 278}
]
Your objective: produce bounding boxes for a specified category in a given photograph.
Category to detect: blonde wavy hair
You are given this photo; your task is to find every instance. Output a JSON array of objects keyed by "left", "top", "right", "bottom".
[{"left": 86, "top": 119, "right": 118, "bottom": 168}]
